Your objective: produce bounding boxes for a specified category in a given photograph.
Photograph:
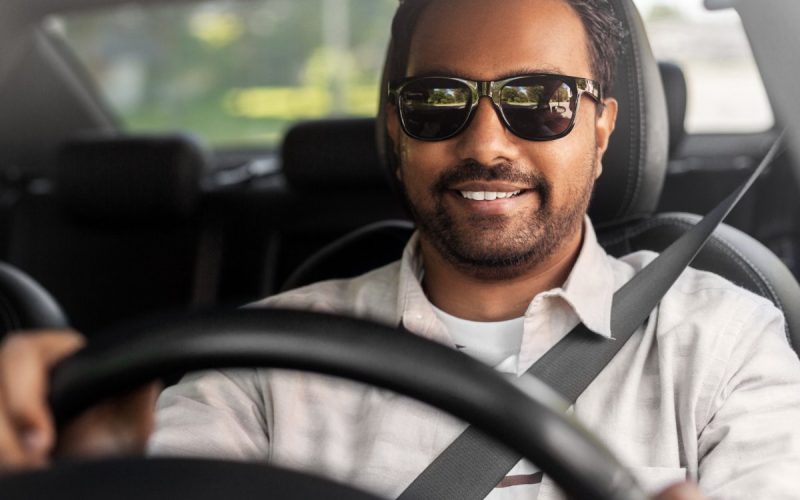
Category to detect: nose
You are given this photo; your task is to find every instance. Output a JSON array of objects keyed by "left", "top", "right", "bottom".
[{"left": 453, "top": 97, "right": 519, "bottom": 165}]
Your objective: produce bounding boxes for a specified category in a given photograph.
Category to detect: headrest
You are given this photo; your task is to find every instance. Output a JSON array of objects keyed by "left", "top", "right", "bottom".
[
  {"left": 282, "top": 118, "right": 388, "bottom": 190},
  {"left": 583, "top": 0, "right": 669, "bottom": 226},
  {"left": 658, "top": 61, "right": 688, "bottom": 156},
  {"left": 56, "top": 134, "right": 208, "bottom": 222},
  {"left": 375, "top": 0, "right": 670, "bottom": 228}
]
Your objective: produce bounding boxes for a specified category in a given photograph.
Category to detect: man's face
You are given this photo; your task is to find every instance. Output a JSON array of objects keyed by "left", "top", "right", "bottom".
[{"left": 387, "top": 0, "right": 617, "bottom": 281}]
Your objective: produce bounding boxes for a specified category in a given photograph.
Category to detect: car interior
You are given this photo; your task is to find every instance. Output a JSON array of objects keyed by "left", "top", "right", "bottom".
[
  {"left": 0, "top": 31, "right": 795, "bottom": 325},
  {"left": 0, "top": 0, "right": 797, "bottom": 340},
  {"left": 0, "top": 0, "right": 798, "bottom": 497}
]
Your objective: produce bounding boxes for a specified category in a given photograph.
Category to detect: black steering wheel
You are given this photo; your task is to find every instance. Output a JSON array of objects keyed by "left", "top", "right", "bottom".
[
  {"left": 0, "top": 262, "right": 69, "bottom": 335},
  {"left": 0, "top": 309, "right": 649, "bottom": 499}
]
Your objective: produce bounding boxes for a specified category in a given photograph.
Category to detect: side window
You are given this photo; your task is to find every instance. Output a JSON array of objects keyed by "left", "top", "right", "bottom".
[
  {"left": 48, "top": 0, "right": 396, "bottom": 148},
  {"left": 633, "top": 0, "right": 774, "bottom": 134}
]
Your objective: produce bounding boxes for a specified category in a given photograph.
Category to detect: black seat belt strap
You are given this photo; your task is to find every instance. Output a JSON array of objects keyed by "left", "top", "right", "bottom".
[{"left": 398, "top": 133, "right": 785, "bottom": 500}]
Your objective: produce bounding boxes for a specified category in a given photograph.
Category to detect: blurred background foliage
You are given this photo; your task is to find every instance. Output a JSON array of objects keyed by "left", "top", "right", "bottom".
[{"left": 55, "top": 0, "right": 396, "bottom": 147}]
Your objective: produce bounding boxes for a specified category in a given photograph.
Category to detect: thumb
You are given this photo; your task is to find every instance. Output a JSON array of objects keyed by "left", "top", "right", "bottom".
[
  {"left": 0, "top": 330, "right": 85, "bottom": 468},
  {"left": 655, "top": 482, "right": 707, "bottom": 500},
  {"left": 56, "top": 382, "right": 161, "bottom": 458}
]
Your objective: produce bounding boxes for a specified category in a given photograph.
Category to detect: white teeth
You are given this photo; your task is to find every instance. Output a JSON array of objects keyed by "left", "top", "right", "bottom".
[{"left": 459, "top": 190, "right": 522, "bottom": 201}]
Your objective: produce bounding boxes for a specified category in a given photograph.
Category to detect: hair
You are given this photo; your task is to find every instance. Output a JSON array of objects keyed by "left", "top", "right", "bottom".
[{"left": 386, "top": 0, "right": 625, "bottom": 93}]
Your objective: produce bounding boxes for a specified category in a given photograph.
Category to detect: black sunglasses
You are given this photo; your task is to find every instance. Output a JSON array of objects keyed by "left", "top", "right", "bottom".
[{"left": 388, "top": 73, "right": 603, "bottom": 142}]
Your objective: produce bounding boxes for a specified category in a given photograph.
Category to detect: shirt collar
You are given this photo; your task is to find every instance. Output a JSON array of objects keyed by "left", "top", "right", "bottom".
[
  {"left": 396, "top": 232, "right": 451, "bottom": 343},
  {"left": 548, "top": 216, "right": 614, "bottom": 338},
  {"left": 395, "top": 216, "right": 615, "bottom": 340},
  {"left": 396, "top": 231, "right": 424, "bottom": 326}
]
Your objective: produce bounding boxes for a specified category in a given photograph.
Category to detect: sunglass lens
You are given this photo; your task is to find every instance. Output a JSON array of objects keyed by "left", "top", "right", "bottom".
[
  {"left": 499, "top": 77, "right": 576, "bottom": 140},
  {"left": 399, "top": 78, "right": 472, "bottom": 140}
]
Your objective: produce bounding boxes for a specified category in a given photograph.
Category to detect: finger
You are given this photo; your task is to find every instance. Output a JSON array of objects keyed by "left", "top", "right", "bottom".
[
  {"left": 0, "top": 390, "right": 28, "bottom": 468},
  {"left": 0, "top": 331, "right": 84, "bottom": 466},
  {"left": 57, "top": 381, "right": 161, "bottom": 458},
  {"left": 110, "top": 381, "right": 162, "bottom": 448},
  {"left": 655, "top": 482, "right": 707, "bottom": 500}
]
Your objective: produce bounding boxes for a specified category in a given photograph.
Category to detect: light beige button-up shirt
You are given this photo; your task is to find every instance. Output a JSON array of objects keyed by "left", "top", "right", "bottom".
[{"left": 150, "top": 219, "right": 800, "bottom": 499}]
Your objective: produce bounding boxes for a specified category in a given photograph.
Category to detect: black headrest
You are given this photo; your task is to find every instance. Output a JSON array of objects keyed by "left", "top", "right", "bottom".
[
  {"left": 56, "top": 134, "right": 208, "bottom": 222},
  {"left": 583, "top": 0, "right": 669, "bottom": 226},
  {"left": 658, "top": 61, "right": 688, "bottom": 156},
  {"left": 282, "top": 118, "right": 387, "bottom": 190},
  {"left": 375, "top": 0, "right": 669, "bottom": 228}
]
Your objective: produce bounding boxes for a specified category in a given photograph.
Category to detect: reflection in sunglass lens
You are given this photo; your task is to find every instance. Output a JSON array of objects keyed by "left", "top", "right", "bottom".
[
  {"left": 500, "top": 77, "right": 575, "bottom": 139},
  {"left": 399, "top": 78, "right": 472, "bottom": 140}
]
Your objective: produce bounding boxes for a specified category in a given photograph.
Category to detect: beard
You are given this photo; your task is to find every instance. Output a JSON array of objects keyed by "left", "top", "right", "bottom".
[{"left": 400, "top": 156, "right": 596, "bottom": 281}]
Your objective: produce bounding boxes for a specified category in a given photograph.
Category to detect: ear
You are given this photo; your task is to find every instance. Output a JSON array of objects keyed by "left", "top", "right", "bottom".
[
  {"left": 385, "top": 103, "right": 405, "bottom": 181},
  {"left": 594, "top": 97, "right": 618, "bottom": 179},
  {"left": 386, "top": 103, "right": 401, "bottom": 143}
]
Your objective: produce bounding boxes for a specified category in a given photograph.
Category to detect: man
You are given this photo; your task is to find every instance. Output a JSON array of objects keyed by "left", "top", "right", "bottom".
[{"left": 0, "top": 0, "right": 797, "bottom": 498}]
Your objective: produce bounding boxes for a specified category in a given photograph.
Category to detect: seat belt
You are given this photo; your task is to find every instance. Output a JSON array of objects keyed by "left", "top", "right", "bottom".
[{"left": 398, "top": 132, "right": 785, "bottom": 500}]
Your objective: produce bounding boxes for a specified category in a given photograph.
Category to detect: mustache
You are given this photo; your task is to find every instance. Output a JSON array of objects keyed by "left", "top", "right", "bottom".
[{"left": 432, "top": 160, "right": 550, "bottom": 196}]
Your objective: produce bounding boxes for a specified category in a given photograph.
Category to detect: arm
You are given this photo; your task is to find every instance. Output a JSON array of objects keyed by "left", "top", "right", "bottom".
[
  {"left": 0, "top": 330, "right": 158, "bottom": 469},
  {"left": 697, "top": 304, "right": 800, "bottom": 498},
  {"left": 148, "top": 368, "right": 271, "bottom": 462}
]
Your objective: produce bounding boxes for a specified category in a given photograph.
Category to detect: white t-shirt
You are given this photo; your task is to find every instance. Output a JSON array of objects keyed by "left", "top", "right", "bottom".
[{"left": 432, "top": 305, "right": 542, "bottom": 499}]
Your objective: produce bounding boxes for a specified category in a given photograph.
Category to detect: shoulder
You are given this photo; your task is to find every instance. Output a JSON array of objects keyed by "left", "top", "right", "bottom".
[
  {"left": 608, "top": 251, "right": 800, "bottom": 429},
  {"left": 248, "top": 260, "right": 402, "bottom": 325},
  {"left": 620, "top": 250, "right": 784, "bottom": 331},
  {"left": 613, "top": 250, "right": 790, "bottom": 364}
]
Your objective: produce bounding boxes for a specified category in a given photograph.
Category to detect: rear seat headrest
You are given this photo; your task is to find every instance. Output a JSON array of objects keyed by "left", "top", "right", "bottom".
[
  {"left": 281, "top": 118, "right": 388, "bottom": 190},
  {"left": 56, "top": 133, "right": 208, "bottom": 222},
  {"left": 658, "top": 61, "right": 688, "bottom": 155}
]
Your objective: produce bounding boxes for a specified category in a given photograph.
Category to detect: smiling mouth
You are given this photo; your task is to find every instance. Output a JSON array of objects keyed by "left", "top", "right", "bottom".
[{"left": 458, "top": 190, "right": 524, "bottom": 201}]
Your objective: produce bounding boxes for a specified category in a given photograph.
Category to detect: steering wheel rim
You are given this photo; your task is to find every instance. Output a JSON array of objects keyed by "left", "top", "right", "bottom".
[
  {"left": 0, "top": 457, "right": 385, "bottom": 500},
  {"left": 12, "top": 309, "right": 647, "bottom": 499},
  {"left": 0, "top": 262, "right": 69, "bottom": 335}
]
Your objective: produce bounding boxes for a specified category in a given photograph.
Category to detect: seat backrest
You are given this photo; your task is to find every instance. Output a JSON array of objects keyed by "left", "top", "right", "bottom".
[
  {"left": 281, "top": 220, "right": 415, "bottom": 292},
  {"left": 6, "top": 133, "right": 215, "bottom": 336},
  {"left": 249, "top": 118, "right": 410, "bottom": 295}
]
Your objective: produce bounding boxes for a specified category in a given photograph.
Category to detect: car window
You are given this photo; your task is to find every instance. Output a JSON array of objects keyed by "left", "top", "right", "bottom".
[
  {"left": 49, "top": 0, "right": 773, "bottom": 149},
  {"left": 47, "top": 0, "right": 396, "bottom": 148},
  {"left": 633, "top": 0, "right": 774, "bottom": 134}
]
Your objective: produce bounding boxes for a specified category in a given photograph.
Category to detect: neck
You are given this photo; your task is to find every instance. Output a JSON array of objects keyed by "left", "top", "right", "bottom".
[{"left": 421, "top": 225, "right": 584, "bottom": 322}]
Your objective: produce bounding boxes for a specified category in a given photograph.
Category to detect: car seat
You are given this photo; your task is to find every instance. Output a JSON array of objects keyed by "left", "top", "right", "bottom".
[{"left": 5, "top": 133, "right": 219, "bottom": 336}]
